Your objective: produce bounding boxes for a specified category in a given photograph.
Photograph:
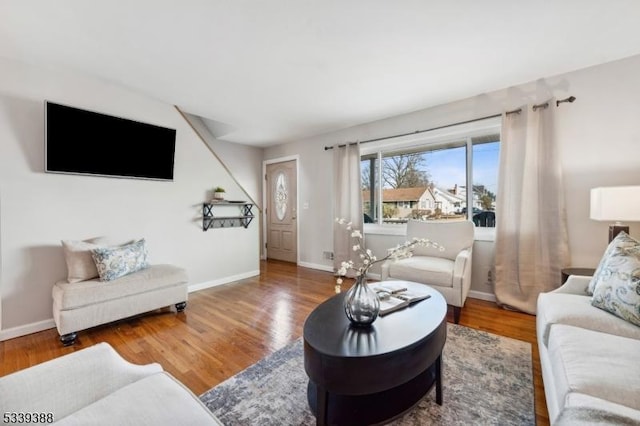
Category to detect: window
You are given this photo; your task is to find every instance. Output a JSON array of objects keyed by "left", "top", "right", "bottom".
[
  {"left": 361, "top": 122, "right": 500, "bottom": 228},
  {"left": 471, "top": 137, "right": 500, "bottom": 227}
]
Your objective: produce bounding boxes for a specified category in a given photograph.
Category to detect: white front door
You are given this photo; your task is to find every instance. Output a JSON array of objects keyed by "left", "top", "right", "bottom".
[{"left": 265, "top": 160, "right": 297, "bottom": 263}]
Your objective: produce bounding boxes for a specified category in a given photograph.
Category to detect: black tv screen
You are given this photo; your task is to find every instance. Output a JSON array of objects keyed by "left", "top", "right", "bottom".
[{"left": 45, "top": 101, "right": 176, "bottom": 181}]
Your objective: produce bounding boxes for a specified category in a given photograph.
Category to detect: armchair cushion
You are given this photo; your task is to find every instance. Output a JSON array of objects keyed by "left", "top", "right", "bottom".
[{"left": 386, "top": 256, "right": 454, "bottom": 288}]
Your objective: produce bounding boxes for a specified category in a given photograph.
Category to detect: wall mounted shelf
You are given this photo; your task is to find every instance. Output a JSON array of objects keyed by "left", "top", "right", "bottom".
[{"left": 202, "top": 202, "right": 254, "bottom": 230}]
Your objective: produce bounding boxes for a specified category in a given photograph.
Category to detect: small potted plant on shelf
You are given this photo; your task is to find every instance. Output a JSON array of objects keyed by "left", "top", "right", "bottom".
[{"left": 213, "top": 186, "right": 226, "bottom": 201}]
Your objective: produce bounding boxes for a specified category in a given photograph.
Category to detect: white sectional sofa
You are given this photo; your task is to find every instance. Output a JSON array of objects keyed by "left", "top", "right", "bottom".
[
  {"left": 0, "top": 342, "right": 223, "bottom": 425},
  {"left": 537, "top": 275, "right": 640, "bottom": 424}
]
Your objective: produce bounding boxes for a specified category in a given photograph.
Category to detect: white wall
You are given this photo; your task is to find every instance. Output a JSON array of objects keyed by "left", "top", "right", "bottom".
[
  {"left": 265, "top": 54, "right": 640, "bottom": 294},
  {"left": 183, "top": 113, "right": 265, "bottom": 256},
  {"left": 184, "top": 113, "right": 264, "bottom": 209},
  {"left": 0, "top": 58, "right": 260, "bottom": 337}
]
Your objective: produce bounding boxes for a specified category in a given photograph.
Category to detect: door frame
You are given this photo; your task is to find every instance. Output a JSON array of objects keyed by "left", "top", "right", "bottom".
[{"left": 262, "top": 155, "right": 300, "bottom": 264}]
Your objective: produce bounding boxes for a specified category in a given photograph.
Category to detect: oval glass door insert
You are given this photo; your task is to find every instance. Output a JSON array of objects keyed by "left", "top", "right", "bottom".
[{"left": 275, "top": 172, "right": 288, "bottom": 221}]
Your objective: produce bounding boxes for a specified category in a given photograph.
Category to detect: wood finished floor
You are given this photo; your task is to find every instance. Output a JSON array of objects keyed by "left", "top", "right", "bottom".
[{"left": 0, "top": 259, "right": 549, "bottom": 425}]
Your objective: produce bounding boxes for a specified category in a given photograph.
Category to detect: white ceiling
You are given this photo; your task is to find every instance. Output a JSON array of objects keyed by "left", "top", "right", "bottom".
[{"left": 2, "top": 1, "right": 640, "bottom": 147}]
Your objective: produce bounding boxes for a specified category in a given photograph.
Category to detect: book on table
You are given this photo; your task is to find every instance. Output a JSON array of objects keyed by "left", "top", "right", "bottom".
[{"left": 370, "top": 282, "right": 432, "bottom": 316}]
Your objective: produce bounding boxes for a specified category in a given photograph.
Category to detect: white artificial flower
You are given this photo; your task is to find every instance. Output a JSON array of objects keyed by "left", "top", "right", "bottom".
[
  {"left": 336, "top": 278, "right": 343, "bottom": 285},
  {"left": 353, "top": 245, "right": 360, "bottom": 251},
  {"left": 351, "top": 230, "right": 362, "bottom": 238}
]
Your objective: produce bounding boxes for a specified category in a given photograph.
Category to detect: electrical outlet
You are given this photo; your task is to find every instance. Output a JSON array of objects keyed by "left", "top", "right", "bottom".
[
  {"left": 487, "top": 268, "right": 494, "bottom": 287},
  {"left": 323, "top": 251, "right": 334, "bottom": 260}
]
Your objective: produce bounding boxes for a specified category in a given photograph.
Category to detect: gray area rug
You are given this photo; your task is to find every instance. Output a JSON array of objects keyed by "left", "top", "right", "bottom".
[{"left": 200, "top": 324, "right": 534, "bottom": 425}]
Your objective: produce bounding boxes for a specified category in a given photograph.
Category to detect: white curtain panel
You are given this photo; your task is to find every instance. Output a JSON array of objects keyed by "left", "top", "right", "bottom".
[
  {"left": 332, "top": 142, "right": 363, "bottom": 274},
  {"left": 494, "top": 101, "right": 570, "bottom": 314}
]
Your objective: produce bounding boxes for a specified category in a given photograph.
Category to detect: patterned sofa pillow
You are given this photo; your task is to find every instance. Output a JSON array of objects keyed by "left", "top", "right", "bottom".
[
  {"left": 91, "top": 239, "right": 149, "bottom": 282},
  {"left": 590, "top": 232, "right": 640, "bottom": 327},
  {"left": 588, "top": 231, "right": 640, "bottom": 295}
]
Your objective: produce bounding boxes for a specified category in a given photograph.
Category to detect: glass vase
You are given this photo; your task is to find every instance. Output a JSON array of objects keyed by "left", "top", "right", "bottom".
[{"left": 344, "top": 275, "right": 380, "bottom": 326}]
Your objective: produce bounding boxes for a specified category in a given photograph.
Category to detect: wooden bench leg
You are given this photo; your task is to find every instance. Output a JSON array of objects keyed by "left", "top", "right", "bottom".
[{"left": 60, "top": 332, "right": 77, "bottom": 346}]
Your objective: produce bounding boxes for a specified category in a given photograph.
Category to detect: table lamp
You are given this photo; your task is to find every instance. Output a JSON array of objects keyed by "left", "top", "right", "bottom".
[{"left": 590, "top": 185, "right": 640, "bottom": 242}]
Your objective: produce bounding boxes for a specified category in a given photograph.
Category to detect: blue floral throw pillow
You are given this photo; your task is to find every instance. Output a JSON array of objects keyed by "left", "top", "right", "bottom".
[
  {"left": 590, "top": 232, "right": 640, "bottom": 327},
  {"left": 91, "top": 239, "right": 149, "bottom": 282},
  {"left": 588, "top": 231, "right": 640, "bottom": 295}
]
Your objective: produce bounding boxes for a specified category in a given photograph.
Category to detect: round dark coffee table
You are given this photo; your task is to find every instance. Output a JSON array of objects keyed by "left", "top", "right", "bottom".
[{"left": 303, "top": 281, "right": 447, "bottom": 426}]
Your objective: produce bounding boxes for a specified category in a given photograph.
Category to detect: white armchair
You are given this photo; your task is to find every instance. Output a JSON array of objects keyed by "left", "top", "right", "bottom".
[{"left": 381, "top": 219, "right": 475, "bottom": 324}]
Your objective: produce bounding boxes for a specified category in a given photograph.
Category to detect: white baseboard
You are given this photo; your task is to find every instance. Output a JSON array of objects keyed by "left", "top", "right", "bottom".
[
  {"left": 297, "top": 261, "right": 334, "bottom": 273},
  {"left": 0, "top": 319, "right": 56, "bottom": 342},
  {"left": 468, "top": 290, "right": 496, "bottom": 302},
  {"left": 188, "top": 270, "right": 261, "bottom": 293}
]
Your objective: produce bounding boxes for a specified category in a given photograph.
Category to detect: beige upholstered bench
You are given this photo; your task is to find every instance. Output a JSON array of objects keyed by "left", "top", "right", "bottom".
[
  {"left": 53, "top": 238, "right": 188, "bottom": 345},
  {"left": 52, "top": 264, "right": 188, "bottom": 345}
]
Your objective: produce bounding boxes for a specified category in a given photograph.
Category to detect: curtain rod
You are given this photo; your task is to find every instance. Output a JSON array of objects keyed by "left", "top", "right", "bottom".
[
  {"left": 324, "top": 95, "right": 575, "bottom": 151},
  {"left": 323, "top": 108, "right": 521, "bottom": 151}
]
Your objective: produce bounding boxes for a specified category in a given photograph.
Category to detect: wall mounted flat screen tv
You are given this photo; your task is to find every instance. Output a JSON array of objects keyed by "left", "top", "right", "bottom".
[{"left": 45, "top": 101, "right": 177, "bottom": 181}]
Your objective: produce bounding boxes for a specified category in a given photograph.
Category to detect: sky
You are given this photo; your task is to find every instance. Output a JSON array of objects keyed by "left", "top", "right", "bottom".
[{"left": 422, "top": 142, "right": 500, "bottom": 195}]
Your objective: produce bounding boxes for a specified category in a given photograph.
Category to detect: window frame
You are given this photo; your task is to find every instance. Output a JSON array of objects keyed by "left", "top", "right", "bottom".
[{"left": 360, "top": 117, "right": 501, "bottom": 233}]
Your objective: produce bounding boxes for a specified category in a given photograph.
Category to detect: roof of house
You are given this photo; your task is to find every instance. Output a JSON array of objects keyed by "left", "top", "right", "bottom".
[
  {"left": 433, "top": 187, "right": 466, "bottom": 204},
  {"left": 362, "top": 187, "right": 429, "bottom": 202}
]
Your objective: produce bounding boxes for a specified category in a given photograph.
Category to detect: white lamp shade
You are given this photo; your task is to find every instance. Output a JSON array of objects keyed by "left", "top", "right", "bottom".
[{"left": 590, "top": 186, "right": 640, "bottom": 222}]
